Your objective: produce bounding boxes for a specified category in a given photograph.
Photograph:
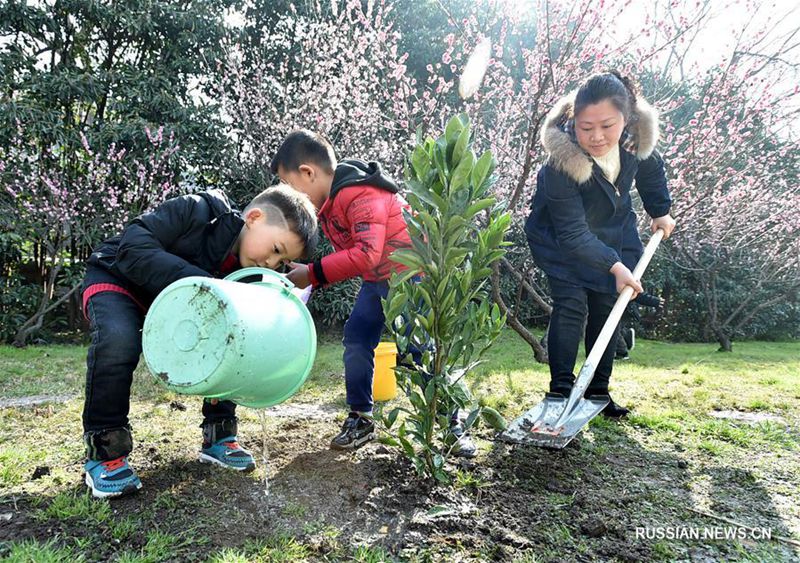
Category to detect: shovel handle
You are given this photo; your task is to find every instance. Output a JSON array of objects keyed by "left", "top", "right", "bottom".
[
  {"left": 583, "top": 228, "right": 664, "bottom": 370},
  {"left": 556, "top": 229, "right": 664, "bottom": 426}
]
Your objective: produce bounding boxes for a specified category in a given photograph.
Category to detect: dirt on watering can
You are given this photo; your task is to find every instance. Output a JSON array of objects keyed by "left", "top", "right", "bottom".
[{"left": 144, "top": 272, "right": 317, "bottom": 406}]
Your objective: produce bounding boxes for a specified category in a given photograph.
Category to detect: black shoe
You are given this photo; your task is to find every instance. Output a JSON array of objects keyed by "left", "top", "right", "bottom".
[
  {"left": 330, "top": 413, "right": 375, "bottom": 450},
  {"left": 614, "top": 353, "right": 630, "bottom": 361},
  {"left": 601, "top": 397, "right": 630, "bottom": 418},
  {"left": 449, "top": 422, "right": 478, "bottom": 458},
  {"left": 583, "top": 391, "right": 630, "bottom": 418},
  {"left": 549, "top": 387, "right": 572, "bottom": 398}
]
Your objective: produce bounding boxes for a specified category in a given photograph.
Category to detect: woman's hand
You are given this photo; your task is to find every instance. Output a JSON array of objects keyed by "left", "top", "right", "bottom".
[
  {"left": 651, "top": 214, "right": 676, "bottom": 239},
  {"left": 610, "top": 262, "right": 642, "bottom": 298}
]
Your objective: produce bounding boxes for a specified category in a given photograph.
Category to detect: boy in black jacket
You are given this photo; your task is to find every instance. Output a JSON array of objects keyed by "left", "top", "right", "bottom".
[{"left": 81, "top": 185, "right": 317, "bottom": 498}]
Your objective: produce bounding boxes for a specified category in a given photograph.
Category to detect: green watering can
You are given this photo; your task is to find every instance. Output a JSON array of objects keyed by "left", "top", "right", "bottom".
[{"left": 142, "top": 267, "right": 317, "bottom": 408}]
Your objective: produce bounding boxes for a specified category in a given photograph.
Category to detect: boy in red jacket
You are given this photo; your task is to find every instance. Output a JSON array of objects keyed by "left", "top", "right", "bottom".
[{"left": 272, "top": 130, "right": 414, "bottom": 450}]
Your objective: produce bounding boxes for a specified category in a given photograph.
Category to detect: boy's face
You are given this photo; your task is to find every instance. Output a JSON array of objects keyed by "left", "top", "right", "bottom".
[{"left": 238, "top": 208, "right": 304, "bottom": 269}]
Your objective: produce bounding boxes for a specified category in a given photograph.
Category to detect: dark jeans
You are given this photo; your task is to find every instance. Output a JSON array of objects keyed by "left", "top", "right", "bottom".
[
  {"left": 547, "top": 276, "right": 619, "bottom": 395},
  {"left": 343, "top": 279, "right": 431, "bottom": 415},
  {"left": 83, "top": 290, "right": 236, "bottom": 446},
  {"left": 342, "top": 281, "right": 391, "bottom": 413}
]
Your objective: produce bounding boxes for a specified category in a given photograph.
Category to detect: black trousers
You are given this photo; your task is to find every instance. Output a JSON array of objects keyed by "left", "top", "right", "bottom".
[
  {"left": 83, "top": 290, "right": 236, "bottom": 434},
  {"left": 547, "top": 276, "right": 620, "bottom": 395}
]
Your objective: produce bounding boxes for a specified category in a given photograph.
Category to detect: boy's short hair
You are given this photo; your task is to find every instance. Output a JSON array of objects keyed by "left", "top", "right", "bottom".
[
  {"left": 245, "top": 183, "right": 319, "bottom": 258},
  {"left": 270, "top": 130, "right": 336, "bottom": 176}
]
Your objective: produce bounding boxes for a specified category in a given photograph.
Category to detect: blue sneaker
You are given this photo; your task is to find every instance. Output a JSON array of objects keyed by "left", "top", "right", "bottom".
[
  {"left": 199, "top": 436, "right": 256, "bottom": 473},
  {"left": 84, "top": 456, "right": 142, "bottom": 499}
]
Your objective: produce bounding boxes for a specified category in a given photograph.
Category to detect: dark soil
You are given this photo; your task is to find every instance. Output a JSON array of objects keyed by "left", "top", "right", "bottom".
[{"left": 1, "top": 401, "right": 798, "bottom": 562}]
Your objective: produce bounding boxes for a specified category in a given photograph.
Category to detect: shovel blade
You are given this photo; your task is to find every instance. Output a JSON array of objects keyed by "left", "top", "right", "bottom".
[{"left": 500, "top": 394, "right": 610, "bottom": 449}]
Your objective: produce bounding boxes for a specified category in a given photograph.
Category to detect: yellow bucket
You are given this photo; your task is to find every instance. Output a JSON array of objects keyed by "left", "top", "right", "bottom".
[{"left": 373, "top": 341, "right": 397, "bottom": 402}]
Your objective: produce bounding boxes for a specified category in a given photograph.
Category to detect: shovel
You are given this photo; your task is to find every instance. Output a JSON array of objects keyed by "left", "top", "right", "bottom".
[{"left": 501, "top": 229, "right": 665, "bottom": 449}]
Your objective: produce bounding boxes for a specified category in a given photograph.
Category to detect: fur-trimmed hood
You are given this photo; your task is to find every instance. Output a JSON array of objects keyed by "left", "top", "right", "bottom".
[{"left": 541, "top": 91, "right": 660, "bottom": 184}]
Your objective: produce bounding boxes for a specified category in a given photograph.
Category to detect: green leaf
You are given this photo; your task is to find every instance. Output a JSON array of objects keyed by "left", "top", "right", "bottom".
[
  {"left": 434, "top": 468, "right": 451, "bottom": 484},
  {"left": 435, "top": 275, "right": 450, "bottom": 300},
  {"left": 409, "top": 390, "right": 426, "bottom": 410},
  {"left": 386, "top": 407, "right": 400, "bottom": 429},
  {"left": 471, "top": 150, "right": 495, "bottom": 192},
  {"left": 481, "top": 406, "right": 508, "bottom": 431},
  {"left": 465, "top": 407, "right": 481, "bottom": 430},
  {"left": 406, "top": 177, "right": 438, "bottom": 209},
  {"left": 377, "top": 435, "right": 400, "bottom": 447},
  {"left": 444, "top": 113, "right": 468, "bottom": 143},
  {"left": 424, "top": 380, "right": 436, "bottom": 404},
  {"left": 390, "top": 249, "right": 425, "bottom": 270},
  {"left": 450, "top": 148, "right": 475, "bottom": 192},
  {"left": 465, "top": 197, "right": 496, "bottom": 218},
  {"left": 399, "top": 435, "right": 416, "bottom": 458},
  {"left": 433, "top": 137, "right": 448, "bottom": 179},
  {"left": 451, "top": 124, "right": 471, "bottom": 166},
  {"left": 444, "top": 247, "right": 469, "bottom": 269},
  {"left": 443, "top": 216, "right": 468, "bottom": 241},
  {"left": 390, "top": 268, "right": 422, "bottom": 286}
]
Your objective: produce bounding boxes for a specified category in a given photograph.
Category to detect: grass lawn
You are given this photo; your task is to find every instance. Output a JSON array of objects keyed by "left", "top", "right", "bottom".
[{"left": 0, "top": 330, "right": 798, "bottom": 562}]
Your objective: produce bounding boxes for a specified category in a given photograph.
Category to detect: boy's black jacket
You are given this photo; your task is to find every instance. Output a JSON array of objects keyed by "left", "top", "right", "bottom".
[{"left": 83, "top": 190, "right": 243, "bottom": 302}]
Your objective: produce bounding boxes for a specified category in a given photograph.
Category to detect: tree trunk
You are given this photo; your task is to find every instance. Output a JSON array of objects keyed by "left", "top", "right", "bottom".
[
  {"left": 714, "top": 327, "right": 733, "bottom": 352},
  {"left": 700, "top": 275, "right": 733, "bottom": 352},
  {"left": 491, "top": 264, "right": 549, "bottom": 363},
  {"left": 13, "top": 280, "right": 81, "bottom": 347}
]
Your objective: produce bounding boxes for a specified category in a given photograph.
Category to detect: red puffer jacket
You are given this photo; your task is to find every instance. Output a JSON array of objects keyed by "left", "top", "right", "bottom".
[{"left": 307, "top": 160, "right": 411, "bottom": 286}]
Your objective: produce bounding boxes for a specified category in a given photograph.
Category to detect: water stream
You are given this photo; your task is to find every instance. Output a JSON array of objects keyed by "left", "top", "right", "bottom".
[{"left": 258, "top": 409, "right": 270, "bottom": 501}]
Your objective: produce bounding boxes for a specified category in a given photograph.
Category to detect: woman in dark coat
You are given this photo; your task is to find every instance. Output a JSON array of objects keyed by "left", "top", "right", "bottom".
[{"left": 525, "top": 71, "right": 676, "bottom": 417}]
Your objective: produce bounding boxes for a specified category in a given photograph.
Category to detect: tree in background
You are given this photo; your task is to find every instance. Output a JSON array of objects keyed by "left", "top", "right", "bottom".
[
  {"left": 1, "top": 127, "right": 179, "bottom": 346},
  {"left": 0, "top": 0, "right": 233, "bottom": 176},
  {"left": 0, "top": 0, "right": 235, "bottom": 342},
  {"left": 414, "top": 0, "right": 800, "bottom": 353},
  {"left": 660, "top": 59, "right": 800, "bottom": 350},
  {"left": 215, "top": 0, "right": 416, "bottom": 196}
]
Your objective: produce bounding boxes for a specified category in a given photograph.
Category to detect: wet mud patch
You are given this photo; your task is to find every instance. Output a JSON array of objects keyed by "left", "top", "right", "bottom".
[
  {"left": 2, "top": 402, "right": 799, "bottom": 561},
  {"left": 0, "top": 394, "right": 76, "bottom": 409}
]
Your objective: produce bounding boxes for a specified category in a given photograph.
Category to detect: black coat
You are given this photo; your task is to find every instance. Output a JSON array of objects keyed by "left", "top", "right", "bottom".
[
  {"left": 84, "top": 190, "right": 244, "bottom": 303},
  {"left": 525, "top": 93, "right": 672, "bottom": 294}
]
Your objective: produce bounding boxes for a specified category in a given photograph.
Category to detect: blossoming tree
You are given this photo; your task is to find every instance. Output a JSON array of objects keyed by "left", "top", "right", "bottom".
[
  {"left": 215, "top": 0, "right": 417, "bottom": 195},
  {"left": 414, "top": 0, "right": 799, "bottom": 353},
  {"left": 1, "top": 128, "right": 179, "bottom": 346}
]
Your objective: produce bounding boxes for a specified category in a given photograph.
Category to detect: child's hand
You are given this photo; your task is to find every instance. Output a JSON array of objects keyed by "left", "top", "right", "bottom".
[
  {"left": 286, "top": 262, "right": 311, "bottom": 289},
  {"left": 651, "top": 214, "right": 676, "bottom": 239},
  {"left": 610, "top": 262, "right": 643, "bottom": 298}
]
